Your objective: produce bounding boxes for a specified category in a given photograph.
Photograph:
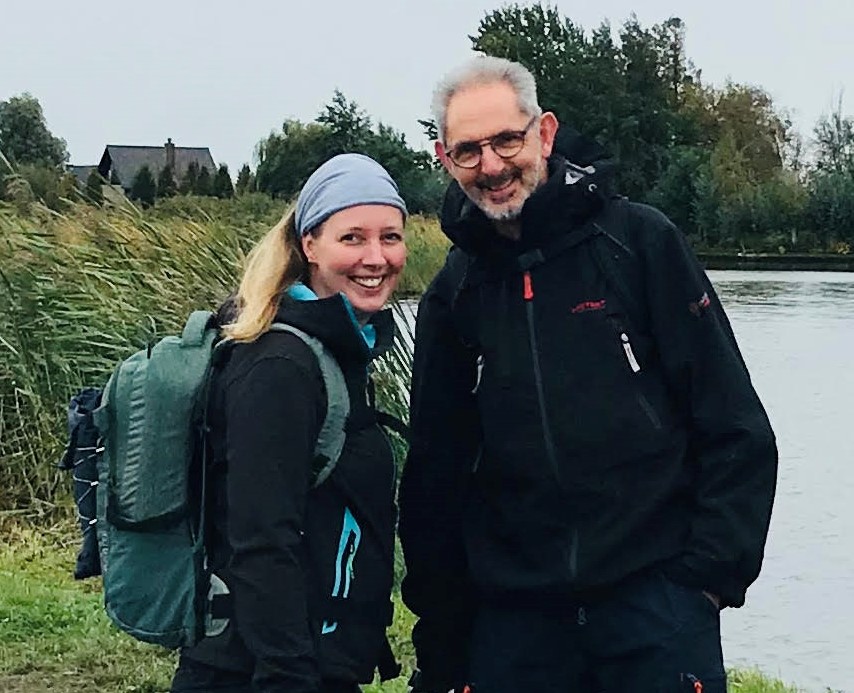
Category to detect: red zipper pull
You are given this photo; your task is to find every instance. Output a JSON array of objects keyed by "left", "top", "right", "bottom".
[{"left": 523, "top": 271, "right": 534, "bottom": 300}]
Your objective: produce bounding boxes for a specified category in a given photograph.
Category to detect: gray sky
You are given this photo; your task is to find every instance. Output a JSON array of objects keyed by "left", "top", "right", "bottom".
[{"left": 2, "top": 0, "right": 850, "bottom": 173}]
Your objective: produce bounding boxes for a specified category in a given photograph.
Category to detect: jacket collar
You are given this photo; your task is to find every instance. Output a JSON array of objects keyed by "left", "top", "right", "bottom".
[{"left": 273, "top": 292, "right": 395, "bottom": 367}]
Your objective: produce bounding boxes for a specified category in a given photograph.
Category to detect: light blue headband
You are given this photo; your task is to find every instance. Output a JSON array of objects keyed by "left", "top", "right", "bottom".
[{"left": 294, "top": 153, "right": 408, "bottom": 238}]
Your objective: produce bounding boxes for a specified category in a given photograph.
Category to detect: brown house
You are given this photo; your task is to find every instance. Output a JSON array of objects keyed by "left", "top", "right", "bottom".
[{"left": 96, "top": 138, "right": 217, "bottom": 192}]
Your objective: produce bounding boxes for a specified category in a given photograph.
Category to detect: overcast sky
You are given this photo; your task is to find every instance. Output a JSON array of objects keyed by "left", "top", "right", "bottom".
[{"left": 2, "top": 0, "right": 850, "bottom": 173}]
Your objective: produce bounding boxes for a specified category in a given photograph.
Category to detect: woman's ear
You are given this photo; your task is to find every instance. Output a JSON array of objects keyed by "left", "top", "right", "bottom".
[{"left": 301, "top": 233, "right": 316, "bottom": 263}]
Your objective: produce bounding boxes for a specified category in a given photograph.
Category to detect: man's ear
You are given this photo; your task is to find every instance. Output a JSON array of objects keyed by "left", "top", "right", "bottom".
[
  {"left": 435, "top": 140, "right": 454, "bottom": 174},
  {"left": 538, "top": 112, "right": 559, "bottom": 159}
]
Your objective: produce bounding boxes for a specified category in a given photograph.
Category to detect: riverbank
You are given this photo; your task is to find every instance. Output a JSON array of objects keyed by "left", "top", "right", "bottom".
[
  {"left": 698, "top": 252, "right": 854, "bottom": 272},
  {"left": 0, "top": 521, "right": 817, "bottom": 693}
]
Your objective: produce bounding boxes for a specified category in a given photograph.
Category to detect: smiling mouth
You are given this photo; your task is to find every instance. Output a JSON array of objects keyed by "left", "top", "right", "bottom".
[
  {"left": 351, "top": 276, "right": 385, "bottom": 289},
  {"left": 488, "top": 180, "right": 515, "bottom": 193},
  {"left": 478, "top": 171, "right": 518, "bottom": 195}
]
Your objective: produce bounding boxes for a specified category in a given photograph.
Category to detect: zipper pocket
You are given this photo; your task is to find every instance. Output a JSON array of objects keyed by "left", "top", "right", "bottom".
[
  {"left": 636, "top": 393, "right": 662, "bottom": 430},
  {"left": 472, "top": 353, "right": 485, "bottom": 394},
  {"left": 621, "top": 332, "right": 641, "bottom": 373},
  {"left": 608, "top": 315, "right": 641, "bottom": 373}
]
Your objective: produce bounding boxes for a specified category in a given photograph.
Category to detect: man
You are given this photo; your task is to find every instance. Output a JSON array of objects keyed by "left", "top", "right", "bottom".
[{"left": 398, "top": 56, "right": 777, "bottom": 693}]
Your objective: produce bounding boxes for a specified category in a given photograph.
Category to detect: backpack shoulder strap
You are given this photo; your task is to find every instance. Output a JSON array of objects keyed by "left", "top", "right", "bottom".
[
  {"left": 588, "top": 198, "right": 648, "bottom": 335},
  {"left": 268, "top": 323, "right": 349, "bottom": 486}
]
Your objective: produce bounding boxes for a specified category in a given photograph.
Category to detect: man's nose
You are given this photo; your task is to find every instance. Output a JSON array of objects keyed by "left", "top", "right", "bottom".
[{"left": 479, "top": 145, "right": 505, "bottom": 175}]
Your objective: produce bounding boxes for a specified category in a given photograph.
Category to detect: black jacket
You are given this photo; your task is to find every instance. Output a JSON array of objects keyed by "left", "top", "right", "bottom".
[
  {"left": 183, "top": 294, "right": 398, "bottom": 693},
  {"left": 398, "top": 136, "right": 777, "bottom": 690}
]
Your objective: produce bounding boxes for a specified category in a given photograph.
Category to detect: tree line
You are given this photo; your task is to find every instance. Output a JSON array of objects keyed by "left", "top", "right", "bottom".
[
  {"left": 467, "top": 5, "right": 853, "bottom": 253},
  {"left": 2, "top": 4, "right": 853, "bottom": 252},
  {"left": 119, "top": 161, "right": 236, "bottom": 208}
]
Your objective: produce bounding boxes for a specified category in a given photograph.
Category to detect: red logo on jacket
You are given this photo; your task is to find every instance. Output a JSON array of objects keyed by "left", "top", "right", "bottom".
[{"left": 571, "top": 299, "right": 607, "bottom": 314}]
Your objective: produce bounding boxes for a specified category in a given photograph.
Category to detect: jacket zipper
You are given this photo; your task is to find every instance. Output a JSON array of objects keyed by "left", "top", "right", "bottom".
[
  {"left": 525, "top": 271, "right": 578, "bottom": 580},
  {"left": 323, "top": 507, "right": 362, "bottom": 635},
  {"left": 522, "top": 271, "right": 559, "bottom": 479}
]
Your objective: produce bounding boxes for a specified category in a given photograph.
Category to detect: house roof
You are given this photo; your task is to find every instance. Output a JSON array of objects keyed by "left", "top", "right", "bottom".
[
  {"left": 66, "top": 164, "right": 98, "bottom": 186},
  {"left": 97, "top": 143, "right": 216, "bottom": 189}
]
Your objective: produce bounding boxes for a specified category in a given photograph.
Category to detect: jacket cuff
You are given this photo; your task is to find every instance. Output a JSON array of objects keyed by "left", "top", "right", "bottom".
[{"left": 659, "top": 554, "right": 747, "bottom": 608}]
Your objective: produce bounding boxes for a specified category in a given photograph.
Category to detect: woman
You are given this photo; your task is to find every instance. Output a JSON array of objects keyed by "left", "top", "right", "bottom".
[{"left": 171, "top": 153, "right": 408, "bottom": 693}]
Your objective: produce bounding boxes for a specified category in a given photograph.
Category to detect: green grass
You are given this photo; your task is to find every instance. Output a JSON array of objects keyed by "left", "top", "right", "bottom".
[
  {"left": 0, "top": 522, "right": 176, "bottom": 692},
  {"left": 0, "top": 521, "right": 416, "bottom": 693},
  {"left": 0, "top": 521, "right": 815, "bottom": 693}
]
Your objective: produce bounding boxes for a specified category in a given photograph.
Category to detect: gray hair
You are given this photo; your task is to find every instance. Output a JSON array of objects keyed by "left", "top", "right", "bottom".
[{"left": 431, "top": 56, "right": 543, "bottom": 143}]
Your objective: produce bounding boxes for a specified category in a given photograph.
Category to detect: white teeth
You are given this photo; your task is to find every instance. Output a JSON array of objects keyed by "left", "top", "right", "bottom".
[{"left": 352, "top": 276, "right": 383, "bottom": 288}]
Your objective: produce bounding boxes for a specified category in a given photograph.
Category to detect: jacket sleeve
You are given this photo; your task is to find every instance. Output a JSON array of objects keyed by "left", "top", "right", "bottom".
[
  {"left": 639, "top": 211, "right": 778, "bottom": 607},
  {"left": 398, "top": 264, "right": 481, "bottom": 692},
  {"left": 225, "top": 353, "right": 324, "bottom": 693}
]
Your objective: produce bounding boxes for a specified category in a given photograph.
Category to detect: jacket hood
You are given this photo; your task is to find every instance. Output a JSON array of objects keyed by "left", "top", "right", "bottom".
[
  {"left": 272, "top": 292, "right": 395, "bottom": 367},
  {"left": 440, "top": 127, "right": 617, "bottom": 257}
]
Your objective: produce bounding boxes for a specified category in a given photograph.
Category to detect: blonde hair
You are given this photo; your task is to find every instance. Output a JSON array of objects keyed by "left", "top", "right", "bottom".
[{"left": 222, "top": 208, "right": 307, "bottom": 342}]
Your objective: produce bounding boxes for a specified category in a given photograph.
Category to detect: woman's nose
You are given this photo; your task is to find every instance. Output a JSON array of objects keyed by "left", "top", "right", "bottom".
[{"left": 361, "top": 239, "right": 386, "bottom": 266}]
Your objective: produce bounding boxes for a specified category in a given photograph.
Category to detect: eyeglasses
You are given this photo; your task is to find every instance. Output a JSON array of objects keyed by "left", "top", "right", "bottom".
[{"left": 445, "top": 116, "right": 539, "bottom": 169}]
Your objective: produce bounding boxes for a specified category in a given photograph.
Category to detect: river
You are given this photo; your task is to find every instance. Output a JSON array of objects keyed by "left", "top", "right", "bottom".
[
  {"left": 710, "top": 270, "right": 854, "bottom": 693},
  {"left": 399, "top": 270, "right": 854, "bottom": 692}
]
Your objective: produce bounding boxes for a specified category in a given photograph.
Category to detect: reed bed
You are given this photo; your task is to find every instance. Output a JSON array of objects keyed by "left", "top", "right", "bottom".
[{"left": 0, "top": 198, "right": 446, "bottom": 515}]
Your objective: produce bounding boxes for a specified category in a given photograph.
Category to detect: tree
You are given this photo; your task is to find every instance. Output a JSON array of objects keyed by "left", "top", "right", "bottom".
[
  {"left": 814, "top": 96, "right": 854, "bottom": 175},
  {"left": 807, "top": 170, "right": 854, "bottom": 248},
  {"left": 235, "top": 164, "right": 255, "bottom": 195},
  {"left": 130, "top": 165, "right": 156, "bottom": 207},
  {"left": 317, "top": 90, "right": 372, "bottom": 155},
  {"left": 646, "top": 145, "right": 710, "bottom": 236},
  {"left": 713, "top": 83, "right": 789, "bottom": 182},
  {"left": 469, "top": 7, "right": 695, "bottom": 200},
  {"left": 10, "top": 164, "right": 76, "bottom": 211},
  {"left": 84, "top": 169, "right": 104, "bottom": 206},
  {"left": 255, "top": 119, "right": 333, "bottom": 198},
  {"left": 195, "top": 166, "right": 212, "bottom": 196},
  {"left": 213, "top": 164, "right": 234, "bottom": 198},
  {"left": 179, "top": 161, "right": 199, "bottom": 194},
  {"left": 362, "top": 123, "right": 446, "bottom": 214},
  {"left": 156, "top": 165, "right": 177, "bottom": 198},
  {"left": 0, "top": 93, "right": 68, "bottom": 167}
]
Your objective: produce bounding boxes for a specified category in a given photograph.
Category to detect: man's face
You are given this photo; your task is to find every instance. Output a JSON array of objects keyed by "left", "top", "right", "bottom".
[{"left": 436, "top": 81, "right": 558, "bottom": 221}]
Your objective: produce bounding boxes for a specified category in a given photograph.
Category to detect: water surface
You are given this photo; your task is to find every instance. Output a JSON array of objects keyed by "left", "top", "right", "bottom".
[{"left": 710, "top": 271, "right": 854, "bottom": 693}]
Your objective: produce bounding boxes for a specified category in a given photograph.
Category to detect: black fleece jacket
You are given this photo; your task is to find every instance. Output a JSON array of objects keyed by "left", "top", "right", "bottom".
[
  {"left": 398, "top": 132, "right": 777, "bottom": 691},
  {"left": 182, "top": 294, "right": 398, "bottom": 693}
]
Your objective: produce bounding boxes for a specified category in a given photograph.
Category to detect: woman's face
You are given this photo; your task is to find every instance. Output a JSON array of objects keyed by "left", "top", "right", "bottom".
[{"left": 301, "top": 204, "right": 407, "bottom": 318}]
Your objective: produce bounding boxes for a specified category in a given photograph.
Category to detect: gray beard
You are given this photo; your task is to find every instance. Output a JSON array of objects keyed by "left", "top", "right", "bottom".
[{"left": 464, "top": 158, "right": 547, "bottom": 222}]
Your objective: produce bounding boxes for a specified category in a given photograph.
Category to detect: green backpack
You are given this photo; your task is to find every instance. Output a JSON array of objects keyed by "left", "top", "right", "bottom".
[{"left": 91, "top": 310, "right": 349, "bottom": 649}]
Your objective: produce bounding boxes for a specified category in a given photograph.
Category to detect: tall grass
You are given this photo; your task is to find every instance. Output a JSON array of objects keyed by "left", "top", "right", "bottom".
[{"left": 0, "top": 199, "right": 446, "bottom": 514}]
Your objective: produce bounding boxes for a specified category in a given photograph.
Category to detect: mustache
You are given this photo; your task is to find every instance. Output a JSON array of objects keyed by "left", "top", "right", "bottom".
[{"left": 476, "top": 168, "right": 520, "bottom": 190}]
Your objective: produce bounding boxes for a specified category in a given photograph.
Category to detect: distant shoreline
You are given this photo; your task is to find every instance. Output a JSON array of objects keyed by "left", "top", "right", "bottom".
[{"left": 698, "top": 252, "right": 854, "bottom": 272}]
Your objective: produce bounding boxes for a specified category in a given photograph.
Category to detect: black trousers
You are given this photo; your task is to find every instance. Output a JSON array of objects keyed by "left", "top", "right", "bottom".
[
  {"left": 170, "top": 656, "right": 360, "bottom": 693},
  {"left": 468, "top": 571, "right": 726, "bottom": 693}
]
